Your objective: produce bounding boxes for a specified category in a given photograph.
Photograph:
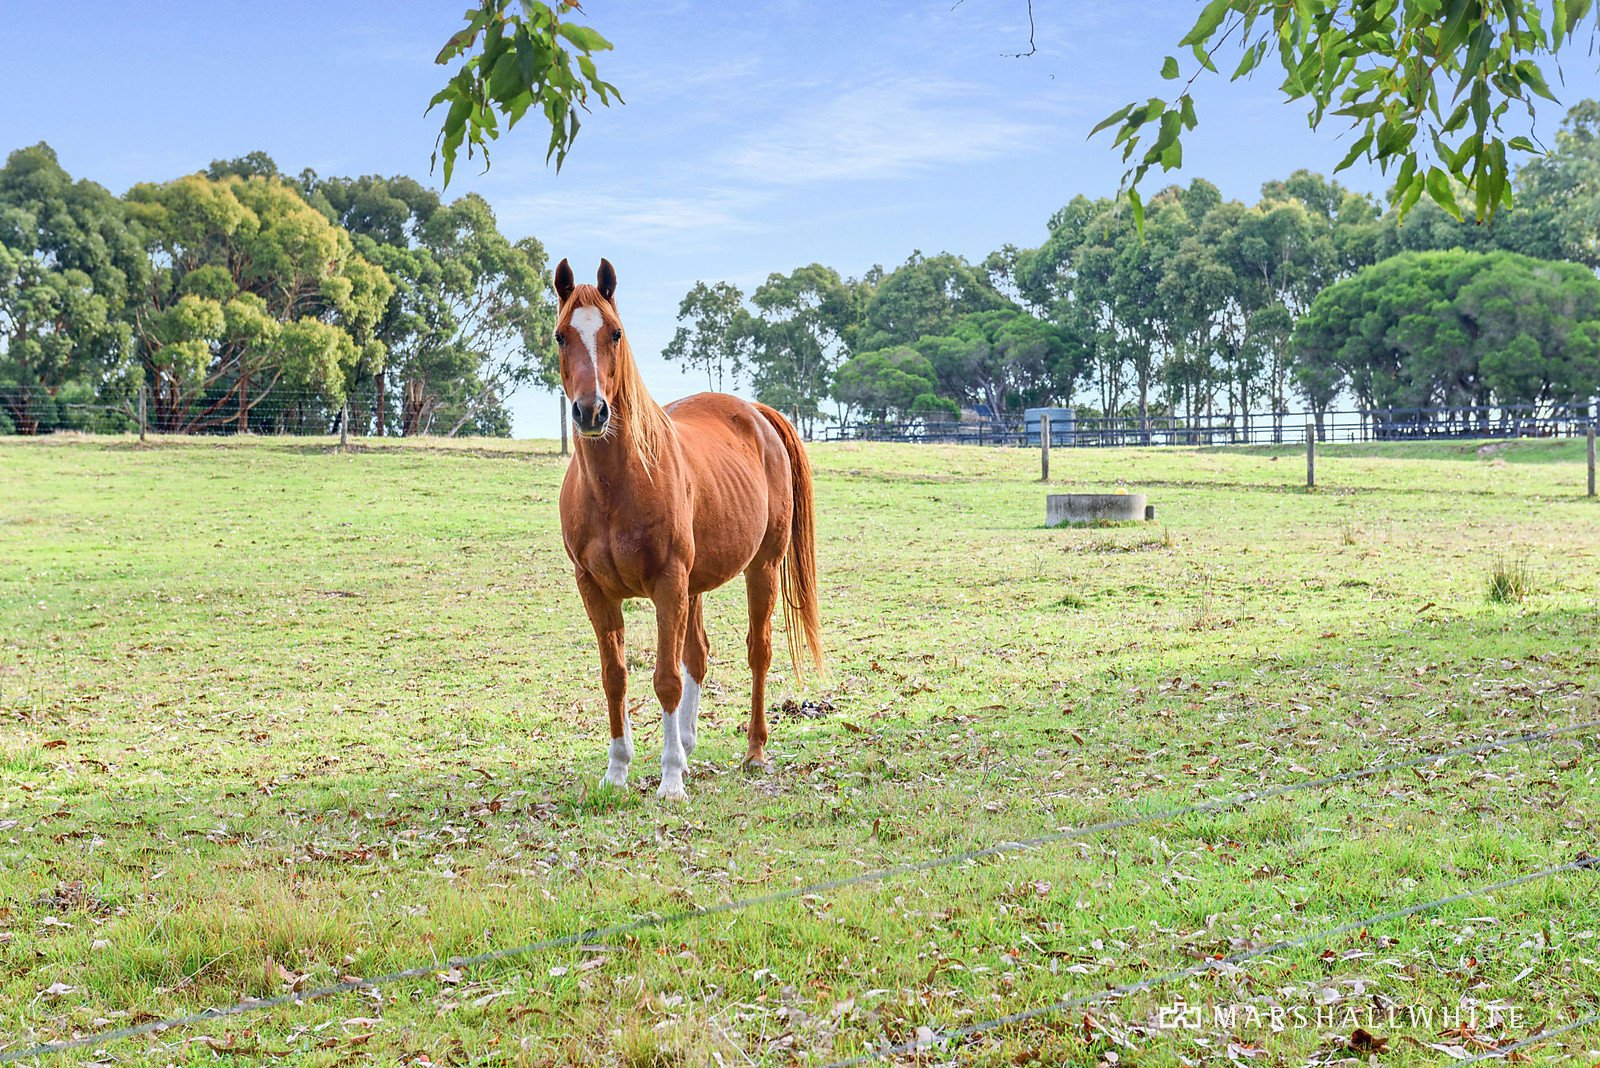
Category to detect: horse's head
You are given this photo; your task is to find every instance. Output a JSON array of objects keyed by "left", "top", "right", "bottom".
[{"left": 554, "top": 257, "right": 623, "bottom": 439}]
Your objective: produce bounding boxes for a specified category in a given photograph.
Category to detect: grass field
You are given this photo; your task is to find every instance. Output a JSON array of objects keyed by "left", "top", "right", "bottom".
[{"left": 2, "top": 433, "right": 1598, "bottom": 1066}]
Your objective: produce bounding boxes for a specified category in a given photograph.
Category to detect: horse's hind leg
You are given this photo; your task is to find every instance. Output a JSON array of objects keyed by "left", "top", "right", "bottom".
[
  {"left": 679, "top": 594, "right": 709, "bottom": 760},
  {"left": 743, "top": 561, "right": 780, "bottom": 769}
]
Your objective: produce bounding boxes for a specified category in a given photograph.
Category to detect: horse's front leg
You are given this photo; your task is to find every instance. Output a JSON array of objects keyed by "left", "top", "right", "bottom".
[
  {"left": 651, "top": 568, "right": 691, "bottom": 801},
  {"left": 578, "top": 574, "right": 631, "bottom": 789}
]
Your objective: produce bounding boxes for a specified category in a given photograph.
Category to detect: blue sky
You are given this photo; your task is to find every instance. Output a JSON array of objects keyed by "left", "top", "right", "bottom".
[{"left": 6, "top": 1, "right": 1600, "bottom": 436}]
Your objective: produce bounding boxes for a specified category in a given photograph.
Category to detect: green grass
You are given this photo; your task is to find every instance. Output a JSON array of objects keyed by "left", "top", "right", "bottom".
[
  {"left": 1488, "top": 555, "right": 1535, "bottom": 604},
  {"left": 2, "top": 432, "right": 1599, "bottom": 1065}
]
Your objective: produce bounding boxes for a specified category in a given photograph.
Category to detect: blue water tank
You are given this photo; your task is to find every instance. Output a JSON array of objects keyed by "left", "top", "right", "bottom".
[{"left": 1024, "top": 407, "right": 1074, "bottom": 445}]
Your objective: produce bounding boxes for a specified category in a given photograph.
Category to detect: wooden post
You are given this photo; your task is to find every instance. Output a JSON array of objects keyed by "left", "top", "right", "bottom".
[
  {"left": 1040, "top": 413, "right": 1051, "bottom": 482},
  {"left": 339, "top": 402, "right": 349, "bottom": 450},
  {"left": 560, "top": 395, "right": 569, "bottom": 457},
  {"left": 1588, "top": 422, "right": 1596, "bottom": 498},
  {"left": 1305, "top": 417, "right": 1316, "bottom": 489},
  {"left": 137, "top": 386, "right": 147, "bottom": 443}
]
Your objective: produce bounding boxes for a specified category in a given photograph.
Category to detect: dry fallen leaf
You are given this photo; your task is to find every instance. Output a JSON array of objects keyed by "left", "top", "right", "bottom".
[{"left": 1347, "top": 1027, "right": 1390, "bottom": 1053}]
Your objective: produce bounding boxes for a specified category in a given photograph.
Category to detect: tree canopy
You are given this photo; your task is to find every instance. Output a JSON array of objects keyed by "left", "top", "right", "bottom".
[
  {"left": 1102, "top": 0, "right": 1598, "bottom": 225},
  {"left": 0, "top": 146, "right": 558, "bottom": 437},
  {"left": 661, "top": 98, "right": 1600, "bottom": 436},
  {"left": 0, "top": 144, "right": 145, "bottom": 433},
  {"left": 437, "top": 3, "right": 1600, "bottom": 225},
  {"left": 122, "top": 171, "right": 393, "bottom": 432},
  {"left": 1292, "top": 248, "right": 1600, "bottom": 413}
]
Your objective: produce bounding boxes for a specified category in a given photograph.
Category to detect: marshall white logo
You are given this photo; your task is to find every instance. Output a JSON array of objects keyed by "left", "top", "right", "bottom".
[{"left": 1155, "top": 999, "right": 1523, "bottom": 1033}]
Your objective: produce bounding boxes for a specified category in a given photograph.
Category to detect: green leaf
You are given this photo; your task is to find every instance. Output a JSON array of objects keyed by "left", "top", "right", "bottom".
[
  {"left": 435, "top": 26, "right": 477, "bottom": 64},
  {"left": 1334, "top": 128, "right": 1375, "bottom": 172},
  {"left": 1089, "top": 103, "right": 1136, "bottom": 139},
  {"left": 555, "top": 21, "right": 613, "bottom": 53},
  {"left": 1513, "top": 60, "right": 1558, "bottom": 102},
  {"left": 1232, "top": 39, "right": 1265, "bottom": 79},
  {"left": 1161, "top": 55, "right": 1181, "bottom": 80},
  {"left": 1126, "top": 187, "right": 1145, "bottom": 235},
  {"left": 1180, "top": 0, "right": 1232, "bottom": 47},
  {"left": 1425, "top": 166, "right": 1463, "bottom": 221}
]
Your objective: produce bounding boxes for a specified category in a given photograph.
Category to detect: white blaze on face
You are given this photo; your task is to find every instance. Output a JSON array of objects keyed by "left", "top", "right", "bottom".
[{"left": 569, "top": 306, "right": 605, "bottom": 390}]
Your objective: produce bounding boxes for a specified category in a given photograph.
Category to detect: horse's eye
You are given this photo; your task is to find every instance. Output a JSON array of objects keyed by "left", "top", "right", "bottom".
[
  {"left": 554, "top": 332, "right": 565, "bottom": 346},
  {"left": 611, "top": 329, "right": 622, "bottom": 343}
]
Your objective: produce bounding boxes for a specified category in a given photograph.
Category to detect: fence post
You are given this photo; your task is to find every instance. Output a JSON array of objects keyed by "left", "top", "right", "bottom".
[
  {"left": 339, "top": 402, "right": 349, "bottom": 450},
  {"left": 1305, "top": 418, "right": 1316, "bottom": 489},
  {"left": 1040, "top": 413, "right": 1050, "bottom": 482},
  {"left": 138, "top": 386, "right": 147, "bottom": 443},
  {"left": 1588, "top": 422, "right": 1595, "bottom": 498},
  {"left": 560, "top": 395, "right": 569, "bottom": 457}
]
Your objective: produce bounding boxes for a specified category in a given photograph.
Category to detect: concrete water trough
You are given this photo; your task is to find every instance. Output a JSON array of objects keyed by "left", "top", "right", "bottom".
[{"left": 1047, "top": 492, "right": 1152, "bottom": 526}]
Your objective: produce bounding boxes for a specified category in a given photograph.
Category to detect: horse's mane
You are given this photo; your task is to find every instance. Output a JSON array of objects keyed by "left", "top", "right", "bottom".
[{"left": 565, "top": 285, "right": 673, "bottom": 473}]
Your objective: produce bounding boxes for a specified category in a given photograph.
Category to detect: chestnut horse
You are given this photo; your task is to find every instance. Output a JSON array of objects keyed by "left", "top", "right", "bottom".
[{"left": 554, "top": 259, "right": 823, "bottom": 800}]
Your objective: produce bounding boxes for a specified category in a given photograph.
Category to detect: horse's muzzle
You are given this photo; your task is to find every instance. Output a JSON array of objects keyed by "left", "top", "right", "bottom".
[{"left": 572, "top": 397, "right": 610, "bottom": 437}]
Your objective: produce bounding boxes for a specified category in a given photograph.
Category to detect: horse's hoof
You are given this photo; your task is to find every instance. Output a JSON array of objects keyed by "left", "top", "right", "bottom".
[
  {"left": 598, "top": 772, "right": 628, "bottom": 790},
  {"left": 657, "top": 783, "right": 688, "bottom": 802},
  {"left": 740, "top": 753, "right": 769, "bottom": 774}
]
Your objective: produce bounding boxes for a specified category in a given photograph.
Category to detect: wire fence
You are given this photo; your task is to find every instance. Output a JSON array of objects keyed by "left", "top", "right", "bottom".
[
  {"left": 3, "top": 720, "right": 1594, "bottom": 1064},
  {"left": 7, "top": 388, "right": 1597, "bottom": 453},
  {"left": 825, "top": 402, "right": 1600, "bottom": 448},
  {"left": 821, "top": 857, "right": 1600, "bottom": 1067},
  {"left": 0, "top": 385, "right": 512, "bottom": 439}
]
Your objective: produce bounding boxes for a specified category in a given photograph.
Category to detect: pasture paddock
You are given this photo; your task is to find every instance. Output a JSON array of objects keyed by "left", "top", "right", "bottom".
[{"left": 1, "top": 435, "right": 1598, "bottom": 1065}]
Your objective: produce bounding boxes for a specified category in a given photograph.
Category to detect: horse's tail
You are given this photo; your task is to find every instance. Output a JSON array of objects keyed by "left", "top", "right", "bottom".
[{"left": 755, "top": 403, "right": 824, "bottom": 682}]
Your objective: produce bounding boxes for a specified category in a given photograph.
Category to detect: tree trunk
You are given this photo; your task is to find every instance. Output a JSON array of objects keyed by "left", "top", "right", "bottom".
[
  {"left": 3, "top": 394, "right": 40, "bottom": 436},
  {"left": 375, "top": 368, "right": 386, "bottom": 436},
  {"left": 1139, "top": 378, "right": 1151, "bottom": 445},
  {"left": 237, "top": 373, "right": 249, "bottom": 435}
]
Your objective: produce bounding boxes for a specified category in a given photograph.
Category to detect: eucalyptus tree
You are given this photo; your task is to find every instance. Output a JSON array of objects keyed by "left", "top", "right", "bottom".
[
  {"left": 663, "top": 281, "right": 752, "bottom": 392},
  {"left": 914, "top": 308, "right": 1082, "bottom": 415},
  {"left": 1291, "top": 249, "right": 1600, "bottom": 422},
  {"left": 1208, "top": 196, "right": 1324, "bottom": 421},
  {"left": 854, "top": 252, "right": 1007, "bottom": 354},
  {"left": 1072, "top": 187, "right": 1212, "bottom": 434},
  {"left": 1158, "top": 223, "right": 1233, "bottom": 423},
  {"left": 122, "top": 172, "right": 392, "bottom": 432},
  {"left": 832, "top": 345, "right": 939, "bottom": 422},
  {"left": 751, "top": 263, "right": 863, "bottom": 426},
  {"left": 1514, "top": 99, "right": 1600, "bottom": 266},
  {"left": 745, "top": 317, "right": 830, "bottom": 434},
  {"left": 310, "top": 174, "right": 555, "bottom": 436},
  {"left": 0, "top": 143, "right": 145, "bottom": 433}
]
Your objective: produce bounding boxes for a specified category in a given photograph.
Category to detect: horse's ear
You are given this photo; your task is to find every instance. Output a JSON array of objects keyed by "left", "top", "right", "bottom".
[
  {"left": 596, "top": 258, "right": 617, "bottom": 304},
  {"left": 554, "top": 258, "right": 574, "bottom": 305}
]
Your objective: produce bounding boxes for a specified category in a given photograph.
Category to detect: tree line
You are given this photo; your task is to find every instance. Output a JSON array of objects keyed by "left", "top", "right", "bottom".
[
  {"left": 0, "top": 145, "right": 556, "bottom": 435},
  {"left": 666, "top": 101, "right": 1600, "bottom": 436}
]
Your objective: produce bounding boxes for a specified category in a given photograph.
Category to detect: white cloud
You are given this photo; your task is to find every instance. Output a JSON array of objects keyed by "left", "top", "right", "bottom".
[
  {"left": 494, "top": 189, "right": 762, "bottom": 247},
  {"left": 724, "top": 77, "right": 1047, "bottom": 185}
]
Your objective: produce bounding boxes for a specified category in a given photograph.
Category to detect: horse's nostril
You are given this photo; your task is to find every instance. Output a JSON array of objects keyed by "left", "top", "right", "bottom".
[{"left": 571, "top": 402, "right": 584, "bottom": 425}]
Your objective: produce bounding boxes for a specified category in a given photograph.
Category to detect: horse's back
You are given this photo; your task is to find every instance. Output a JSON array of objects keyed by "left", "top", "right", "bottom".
[{"left": 665, "top": 393, "right": 792, "bottom": 590}]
